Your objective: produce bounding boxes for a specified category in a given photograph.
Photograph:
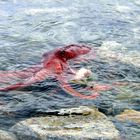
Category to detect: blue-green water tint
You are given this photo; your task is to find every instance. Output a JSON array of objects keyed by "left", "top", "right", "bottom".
[{"left": 0, "top": 0, "right": 140, "bottom": 139}]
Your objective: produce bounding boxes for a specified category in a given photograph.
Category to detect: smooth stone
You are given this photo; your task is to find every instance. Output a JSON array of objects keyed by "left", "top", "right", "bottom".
[
  {"left": 0, "top": 129, "right": 17, "bottom": 140},
  {"left": 115, "top": 109, "right": 140, "bottom": 124},
  {"left": 10, "top": 106, "right": 120, "bottom": 140}
]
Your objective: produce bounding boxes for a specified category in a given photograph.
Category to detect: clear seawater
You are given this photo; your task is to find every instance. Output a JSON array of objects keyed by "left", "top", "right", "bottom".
[{"left": 0, "top": 0, "right": 140, "bottom": 139}]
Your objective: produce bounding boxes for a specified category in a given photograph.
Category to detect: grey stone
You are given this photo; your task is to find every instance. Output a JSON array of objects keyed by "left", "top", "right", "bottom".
[
  {"left": 10, "top": 123, "right": 39, "bottom": 140},
  {"left": 10, "top": 106, "right": 120, "bottom": 140},
  {"left": 0, "top": 129, "right": 17, "bottom": 140}
]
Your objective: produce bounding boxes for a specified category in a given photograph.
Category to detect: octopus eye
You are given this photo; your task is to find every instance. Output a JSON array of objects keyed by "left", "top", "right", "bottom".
[{"left": 61, "top": 50, "right": 66, "bottom": 56}]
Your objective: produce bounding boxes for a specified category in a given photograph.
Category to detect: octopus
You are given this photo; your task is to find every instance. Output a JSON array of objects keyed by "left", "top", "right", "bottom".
[{"left": 0, "top": 44, "right": 111, "bottom": 99}]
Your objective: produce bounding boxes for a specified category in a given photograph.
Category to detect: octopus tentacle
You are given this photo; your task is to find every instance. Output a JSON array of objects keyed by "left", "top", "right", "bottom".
[
  {"left": 0, "top": 68, "right": 49, "bottom": 91},
  {"left": 0, "top": 65, "right": 42, "bottom": 83},
  {"left": 58, "top": 77, "right": 99, "bottom": 99}
]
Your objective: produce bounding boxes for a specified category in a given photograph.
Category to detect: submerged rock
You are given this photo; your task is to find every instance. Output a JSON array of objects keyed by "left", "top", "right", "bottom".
[
  {"left": 98, "top": 41, "right": 140, "bottom": 68},
  {"left": 10, "top": 106, "right": 119, "bottom": 140},
  {"left": 115, "top": 109, "right": 140, "bottom": 124},
  {"left": 0, "top": 129, "right": 17, "bottom": 140}
]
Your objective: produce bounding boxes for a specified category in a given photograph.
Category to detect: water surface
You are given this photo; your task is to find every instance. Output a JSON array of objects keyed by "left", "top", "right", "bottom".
[{"left": 0, "top": 0, "right": 140, "bottom": 139}]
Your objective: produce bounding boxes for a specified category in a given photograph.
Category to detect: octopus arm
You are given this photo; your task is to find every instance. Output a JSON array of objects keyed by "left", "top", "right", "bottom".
[
  {"left": 0, "top": 65, "right": 42, "bottom": 83},
  {"left": 0, "top": 68, "right": 49, "bottom": 91},
  {"left": 57, "top": 77, "right": 99, "bottom": 99}
]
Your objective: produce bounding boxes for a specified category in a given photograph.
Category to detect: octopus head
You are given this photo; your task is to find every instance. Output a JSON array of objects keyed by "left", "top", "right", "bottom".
[{"left": 57, "top": 44, "right": 91, "bottom": 60}]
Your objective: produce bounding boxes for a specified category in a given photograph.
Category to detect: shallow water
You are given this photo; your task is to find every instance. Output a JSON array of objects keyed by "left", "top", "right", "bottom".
[{"left": 0, "top": 0, "right": 140, "bottom": 139}]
